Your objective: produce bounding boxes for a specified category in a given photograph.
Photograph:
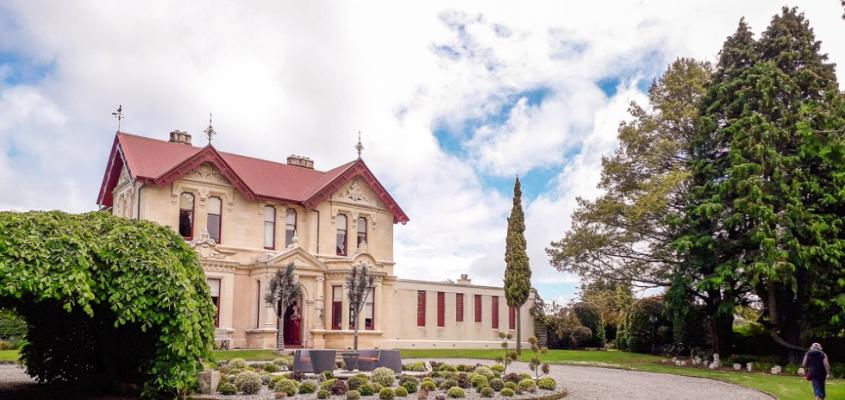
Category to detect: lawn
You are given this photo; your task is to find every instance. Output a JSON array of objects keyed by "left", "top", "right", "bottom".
[
  {"left": 399, "top": 348, "right": 843, "bottom": 400},
  {"left": 0, "top": 350, "right": 18, "bottom": 362},
  {"left": 211, "top": 349, "right": 283, "bottom": 361}
]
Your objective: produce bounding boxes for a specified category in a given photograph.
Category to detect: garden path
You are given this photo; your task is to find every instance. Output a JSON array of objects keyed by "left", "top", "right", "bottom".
[{"left": 422, "top": 358, "right": 774, "bottom": 400}]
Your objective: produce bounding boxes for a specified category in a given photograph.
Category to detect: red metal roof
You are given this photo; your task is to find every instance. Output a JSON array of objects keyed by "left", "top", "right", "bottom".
[{"left": 97, "top": 132, "right": 409, "bottom": 224}]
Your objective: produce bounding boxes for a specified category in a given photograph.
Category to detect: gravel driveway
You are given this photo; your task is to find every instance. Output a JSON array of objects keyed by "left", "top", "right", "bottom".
[
  {"left": 0, "top": 359, "right": 774, "bottom": 400},
  {"left": 422, "top": 358, "right": 774, "bottom": 400}
]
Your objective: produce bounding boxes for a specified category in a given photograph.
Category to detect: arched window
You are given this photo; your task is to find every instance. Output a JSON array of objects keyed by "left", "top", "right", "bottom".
[
  {"left": 207, "top": 196, "right": 222, "bottom": 244},
  {"left": 264, "top": 206, "right": 276, "bottom": 249},
  {"left": 179, "top": 192, "right": 195, "bottom": 240},
  {"left": 285, "top": 208, "right": 297, "bottom": 248},
  {"left": 336, "top": 214, "right": 347, "bottom": 256},
  {"left": 357, "top": 217, "right": 367, "bottom": 249}
]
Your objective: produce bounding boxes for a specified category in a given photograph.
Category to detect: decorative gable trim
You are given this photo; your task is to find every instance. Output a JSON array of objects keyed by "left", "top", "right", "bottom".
[
  {"left": 96, "top": 135, "right": 126, "bottom": 207},
  {"left": 304, "top": 160, "right": 409, "bottom": 224},
  {"left": 152, "top": 146, "right": 256, "bottom": 201}
]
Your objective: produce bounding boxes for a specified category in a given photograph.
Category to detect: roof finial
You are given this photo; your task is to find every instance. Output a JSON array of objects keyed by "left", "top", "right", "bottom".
[
  {"left": 355, "top": 130, "right": 364, "bottom": 159},
  {"left": 111, "top": 105, "right": 124, "bottom": 131},
  {"left": 204, "top": 113, "right": 217, "bottom": 145}
]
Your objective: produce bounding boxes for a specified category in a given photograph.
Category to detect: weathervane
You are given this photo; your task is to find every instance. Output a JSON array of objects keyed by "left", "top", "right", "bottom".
[
  {"left": 355, "top": 131, "right": 364, "bottom": 159},
  {"left": 111, "top": 105, "right": 124, "bottom": 131},
  {"left": 204, "top": 113, "right": 217, "bottom": 144}
]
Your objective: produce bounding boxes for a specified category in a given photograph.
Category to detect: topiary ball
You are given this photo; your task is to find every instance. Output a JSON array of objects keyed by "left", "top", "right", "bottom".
[
  {"left": 371, "top": 382, "right": 384, "bottom": 393},
  {"left": 379, "top": 387, "right": 395, "bottom": 400},
  {"left": 537, "top": 377, "right": 556, "bottom": 390},
  {"left": 218, "top": 381, "right": 237, "bottom": 395},
  {"left": 420, "top": 381, "right": 437, "bottom": 391},
  {"left": 491, "top": 364, "right": 505, "bottom": 374},
  {"left": 489, "top": 378, "right": 504, "bottom": 391},
  {"left": 359, "top": 384, "right": 376, "bottom": 396},
  {"left": 234, "top": 371, "right": 262, "bottom": 395},
  {"left": 502, "top": 373, "right": 520, "bottom": 383},
  {"left": 372, "top": 367, "right": 396, "bottom": 387},
  {"left": 400, "top": 378, "right": 418, "bottom": 393},
  {"left": 274, "top": 378, "right": 299, "bottom": 396},
  {"left": 299, "top": 380, "right": 318, "bottom": 394},
  {"left": 500, "top": 388, "right": 515, "bottom": 397},
  {"left": 470, "top": 374, "right": 488, "bottom": 388},
  {"left": 263, "top": 363, "right": 279, "bottom": 373},
  {"left": 331, "top": 379, "right": 349, "bottom": 395},
  {"left": 447, "top": 386, "right": 465, "bottom": 398},
  {"left": 228, "top": 358, "right": 248, "bottom": 369},
  {"left": 480, "top": 386, "right": 495, "bottom": 398},
  {"left": 518, "top": 378, "right": 536, "bottom": 393},
  {"left": 504, "top": 382, "right": 518, "bottom": 392},
  {"left": 348, "top": 375, "right": 366, "bottom": 390},
  {"left": 318, "top": 389, "right": 331, "bottom": 399},
  {"left": 347, "top": 389, "right": 361, "bottom": 400},
  {"left": 474, "top": 367, "right": 494, "bottom": 380},
  {"left": 395, "top": 386, "right": 409, "bottom": 397}
]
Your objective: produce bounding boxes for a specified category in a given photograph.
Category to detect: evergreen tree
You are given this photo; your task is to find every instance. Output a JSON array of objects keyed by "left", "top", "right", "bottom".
[{"left": 505, "top": 176, "right": 532, "bottom": 354}]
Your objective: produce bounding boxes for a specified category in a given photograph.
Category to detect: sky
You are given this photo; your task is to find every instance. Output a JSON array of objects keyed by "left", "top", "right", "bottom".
[{"left": 0, "top": 1, "right": 843, "bottom": 305}]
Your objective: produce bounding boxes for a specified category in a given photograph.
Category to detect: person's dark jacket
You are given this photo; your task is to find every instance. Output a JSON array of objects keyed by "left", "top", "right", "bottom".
[{"left": 803, "top": 350, "right": 830, "bottom": 379}]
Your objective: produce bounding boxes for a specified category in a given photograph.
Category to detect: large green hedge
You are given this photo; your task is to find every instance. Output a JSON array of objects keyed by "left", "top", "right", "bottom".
[{"left": 0, "top": 211, "right": 215, "bottom": 398}]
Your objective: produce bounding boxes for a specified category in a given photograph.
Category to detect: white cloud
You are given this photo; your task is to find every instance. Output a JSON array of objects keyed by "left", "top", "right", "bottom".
[{"left": 0, "top": 0, "right": 843, "bottom": 300}]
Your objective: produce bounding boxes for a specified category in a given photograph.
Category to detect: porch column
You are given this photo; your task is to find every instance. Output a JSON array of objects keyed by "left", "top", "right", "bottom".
[
  {"left": 262, "top": 274, "right": 277, "bottom": 330},
  {"left": 374, "top": 279, "right": 383, "bottom": 331},
  {"left": 341, "top": 285, "right": 350, "bottom": 330},
  {"left": 314, "top": 276, "right": 325, "bottom": 329}
]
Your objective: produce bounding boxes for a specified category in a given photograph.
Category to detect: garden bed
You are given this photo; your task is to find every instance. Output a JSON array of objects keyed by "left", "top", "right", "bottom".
[{"left": 190, "top": 359, "right": 566, "bottom": 400}]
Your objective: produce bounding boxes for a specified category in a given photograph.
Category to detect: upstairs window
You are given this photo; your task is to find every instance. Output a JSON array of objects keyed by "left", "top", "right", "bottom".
[
  {"left": 285, "top": 208, "right": 297, "bottom": 247},
  {"left": 264, "top": 206, "right": 276, "bottom": 249},
  {"left": 357, "top": 217, "right": 367, "bottom": 249},
  {"left": 336, "top": 214, "right": 348, "bottom": 256},
  {"left": 179, "top": 193, "right": 195, "bottom": 240},
  {"left": 207, "top": 196, "right": 222, "bottom": 244}
]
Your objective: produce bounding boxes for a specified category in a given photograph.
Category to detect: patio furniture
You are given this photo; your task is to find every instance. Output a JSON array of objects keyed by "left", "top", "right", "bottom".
[
  {"left": 356, "top": 349, "right": 381, "bottom": 371},
  {"left": 376, "top": 350, "right": 402, "bottom": 373},
  {"left": 294, "top": 349, "right": 337, "bottom": 373}
]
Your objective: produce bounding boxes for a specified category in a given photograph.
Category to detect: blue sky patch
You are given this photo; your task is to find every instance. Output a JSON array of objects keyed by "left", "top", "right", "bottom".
[
  {"left": 0, "top": 51, "right": 54, "bottom": 85},
  {"left": 534, "top": 281, "right": 581, "bottom": 304}
]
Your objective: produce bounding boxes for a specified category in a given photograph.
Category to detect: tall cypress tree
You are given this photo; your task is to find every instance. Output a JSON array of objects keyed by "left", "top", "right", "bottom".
[{"left": 505, "top": 176, "right": 532, "bottom": 354}]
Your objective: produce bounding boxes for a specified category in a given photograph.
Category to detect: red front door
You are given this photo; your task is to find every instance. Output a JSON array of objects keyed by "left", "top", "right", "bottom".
[{"left": 283, "top": 301, "right": 302, "bottom": 346}]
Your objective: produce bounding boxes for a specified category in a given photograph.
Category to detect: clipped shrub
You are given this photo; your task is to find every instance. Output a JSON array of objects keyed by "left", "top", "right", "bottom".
[
  {"left": 299, "top": 380, "right": 318, "bottom": 394},
  {"left": 470, "top": 374, "right": 488, "bottom": 388},
  {"left": 439, "top": 379, "right": 458, "bottom": 390},
  {"left": 489, "top": 378, "right": 504, "bottom": 392},
  {"left": 504, "top": 382, "right": 518, "bottom": 391},
  {"left": 273, "top": 357, "right": 290, "bottom": 368},
  {"left": 275, "top": 378, "right": 300, "bottom": 396},
  {"left": 347, "top": 390, "right": 361, "bottom": 400},
  {"left": 420, "top": 381, "right": 437, "bottom": 391},
  {"left": 324, "top": 370, "right": 335, "bottom": 380},
  {"left": 435, "top": 395, "right": 447, "bottom": 400},
  {"left": 263, "top": 363, "right": 279, "bottom": 373},
  {"left": 218, "top": 381, "right": 237, "bottom": 395},
  {"left": 379, "top": 387, "right": 395, "bottom": 400},
  {"left": 359, "top": 384, "right": 377, "bottom": 396},
  {"left": 395, "top": 386, "right": 409, "bottom": 397},
  {"left": 372, "top": 366, "right": 396, "bottom": 387},
  {"left": 287, "top": 371, "right": 306, "bottom": 381},
  {"left": 502, "top": 372, "right": 520, "bottom": 383},
  {"left": 235, "top": 371, "right": 262, "bottom": 395},
  {"left": 320, "top": 378, "right": 337, "bottom": 392},
  {"left": 480, "top": 387, "right": 495, "bottom": 398},
  {"left": 624, "top": 296, "right": 671, "bottom": 353},
  {"left": 318, "top": 389, "right": 331, "bottom": 399},
  {"left": 456, "top": 372, "right": 471, "bottom": 388},
  {"left": 399, "top": 377, "right": 419, "bottom": 393},
  {"left": 500, "top": 388, "right": 515, "bottom": 397},
  {"left": 474, "top": 366, "right": 494, "bottom": 380},
  {"left": 348, "top": 375, "right": 367, "bottom": 390},
  {"left": 447, "top": 386, "right": 465, "bottom": 398},
  {"left": 491, "top": 364, "right": 505, "bottom": 374},
  {"left": 537, "top": 377, "right": 556, "bottom": 390},
  {"left": 229, "top": 358, "right": 248, "bottom": 369},
  {"left": 403, "top": 361, "right": 426, "bottom": 372},
  {"left": 331, "top": 379, "right": 349, "bottom": 395},
  {"left": 438, "top": 363, "right": 457, "bottom": 372},
  {"left": 518, "top": 378, "right": 536, "bottom": 393}
]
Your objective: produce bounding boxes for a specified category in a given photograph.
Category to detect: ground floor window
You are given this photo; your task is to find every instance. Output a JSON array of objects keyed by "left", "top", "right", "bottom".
[
  {"left": 437, "top": 291, "right": 445, "bottom": 327},
  {"left": 417, "top": 290, "right": 426, "bottom": 326},
  {"left": 207, "top": 278, "right": 221, "bottom": 327},
  {"left": 456, "top": 293, "right": 464, "bottom": 322},
  {"left": 509, "top": 305, "right": 516, "bottom": 329},
  {"left": 332, "top": 286, "right": 342, "bottom": 330},
  {"left": 492, "top": 295, "right": 499, "bottom": 329}
]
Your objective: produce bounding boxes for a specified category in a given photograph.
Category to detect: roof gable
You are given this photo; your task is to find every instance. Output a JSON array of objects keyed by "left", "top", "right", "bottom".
[{"left": 153, "top": 145, "right": 256, "bottom": 200}]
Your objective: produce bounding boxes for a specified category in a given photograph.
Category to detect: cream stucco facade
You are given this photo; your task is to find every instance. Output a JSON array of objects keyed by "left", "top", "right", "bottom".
[{"left": 103, "top": 131, "right": 534, "bottom": 349}]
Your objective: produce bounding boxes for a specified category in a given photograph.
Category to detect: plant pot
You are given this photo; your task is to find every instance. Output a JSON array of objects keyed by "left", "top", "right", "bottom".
[{"left": 341, "top": 351, "right": 360, "bottom": 371}]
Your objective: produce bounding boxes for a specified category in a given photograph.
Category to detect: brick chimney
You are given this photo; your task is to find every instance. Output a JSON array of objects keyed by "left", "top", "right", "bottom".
[
  {"left": 169, "top": 130, "right": 192, "bottom": 145},
  {"left": 457, "top": 274, "right": 471, "bottom": 285},
  {"left": 287, "top": 155, "right": 314, "bottom": 169}
]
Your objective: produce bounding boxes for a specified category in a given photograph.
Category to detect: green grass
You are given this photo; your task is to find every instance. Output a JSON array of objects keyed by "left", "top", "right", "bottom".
[
  {"left": 211, "top": 349, "right": 281, "bottom": 361},
  {"left": 399, "top": 349, "right": 843, "bottom": 400},
  {"left": 0, "top": 350, "right": 19, "bottom": 362}
]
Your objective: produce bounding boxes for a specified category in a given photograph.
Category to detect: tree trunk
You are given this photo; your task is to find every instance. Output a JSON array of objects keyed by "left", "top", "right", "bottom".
[
  {"left": 277, "top": 308, "right": 285, "bottom": 353},
  {"left": 709, "top": 313, "right": 733, "bottom": 356},
  {"left": 516, "top": 306, "right": 522, "bottom": 354}
]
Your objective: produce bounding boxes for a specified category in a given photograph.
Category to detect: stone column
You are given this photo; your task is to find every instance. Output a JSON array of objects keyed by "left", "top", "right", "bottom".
[
  {"left": 374, "top": 279, "right": 383, "bottom": 331},
  {"left": 341, "top": 284, "right": 350, "bottom": 330},
  {"left": 262, "top": 274, "right": 277, "bottom": 330},
  {"left": 315, "top": 276, "right": 325, "bottom": 329}
]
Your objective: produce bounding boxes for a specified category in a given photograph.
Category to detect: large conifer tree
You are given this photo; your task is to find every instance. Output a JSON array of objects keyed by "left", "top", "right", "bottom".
[{"left": 505, "top": 177, "right": 532, "bottom": 354}]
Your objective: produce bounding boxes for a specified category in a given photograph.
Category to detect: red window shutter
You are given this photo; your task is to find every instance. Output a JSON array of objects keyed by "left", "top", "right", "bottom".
[
  {"left": 474, "top": 295, "right": 482, "bottom": 322},
  {"left": 456, "top": 293, "right": 464, "bottom": 322},
  {"left": 417, "top": 291, "right": 426, "bottom": 326},
  {"left": 509, "top": 306, "right": 516, "bottom": 329},
  {"left": 492, "top": 296, "right": 499, "bottom": 329},
  {"left": 437, "top": 292, "right": 445, "bottom": 327}
]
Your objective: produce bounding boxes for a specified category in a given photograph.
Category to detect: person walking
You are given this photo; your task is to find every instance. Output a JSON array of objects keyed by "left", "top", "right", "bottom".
[{"left": 802, "top": 343, "right": 831, "bottom": 400}]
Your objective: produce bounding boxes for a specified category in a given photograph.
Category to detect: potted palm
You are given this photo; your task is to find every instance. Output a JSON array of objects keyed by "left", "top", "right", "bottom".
[{"left": 342, "top": 263, "right": 375, "bottom": 370}]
